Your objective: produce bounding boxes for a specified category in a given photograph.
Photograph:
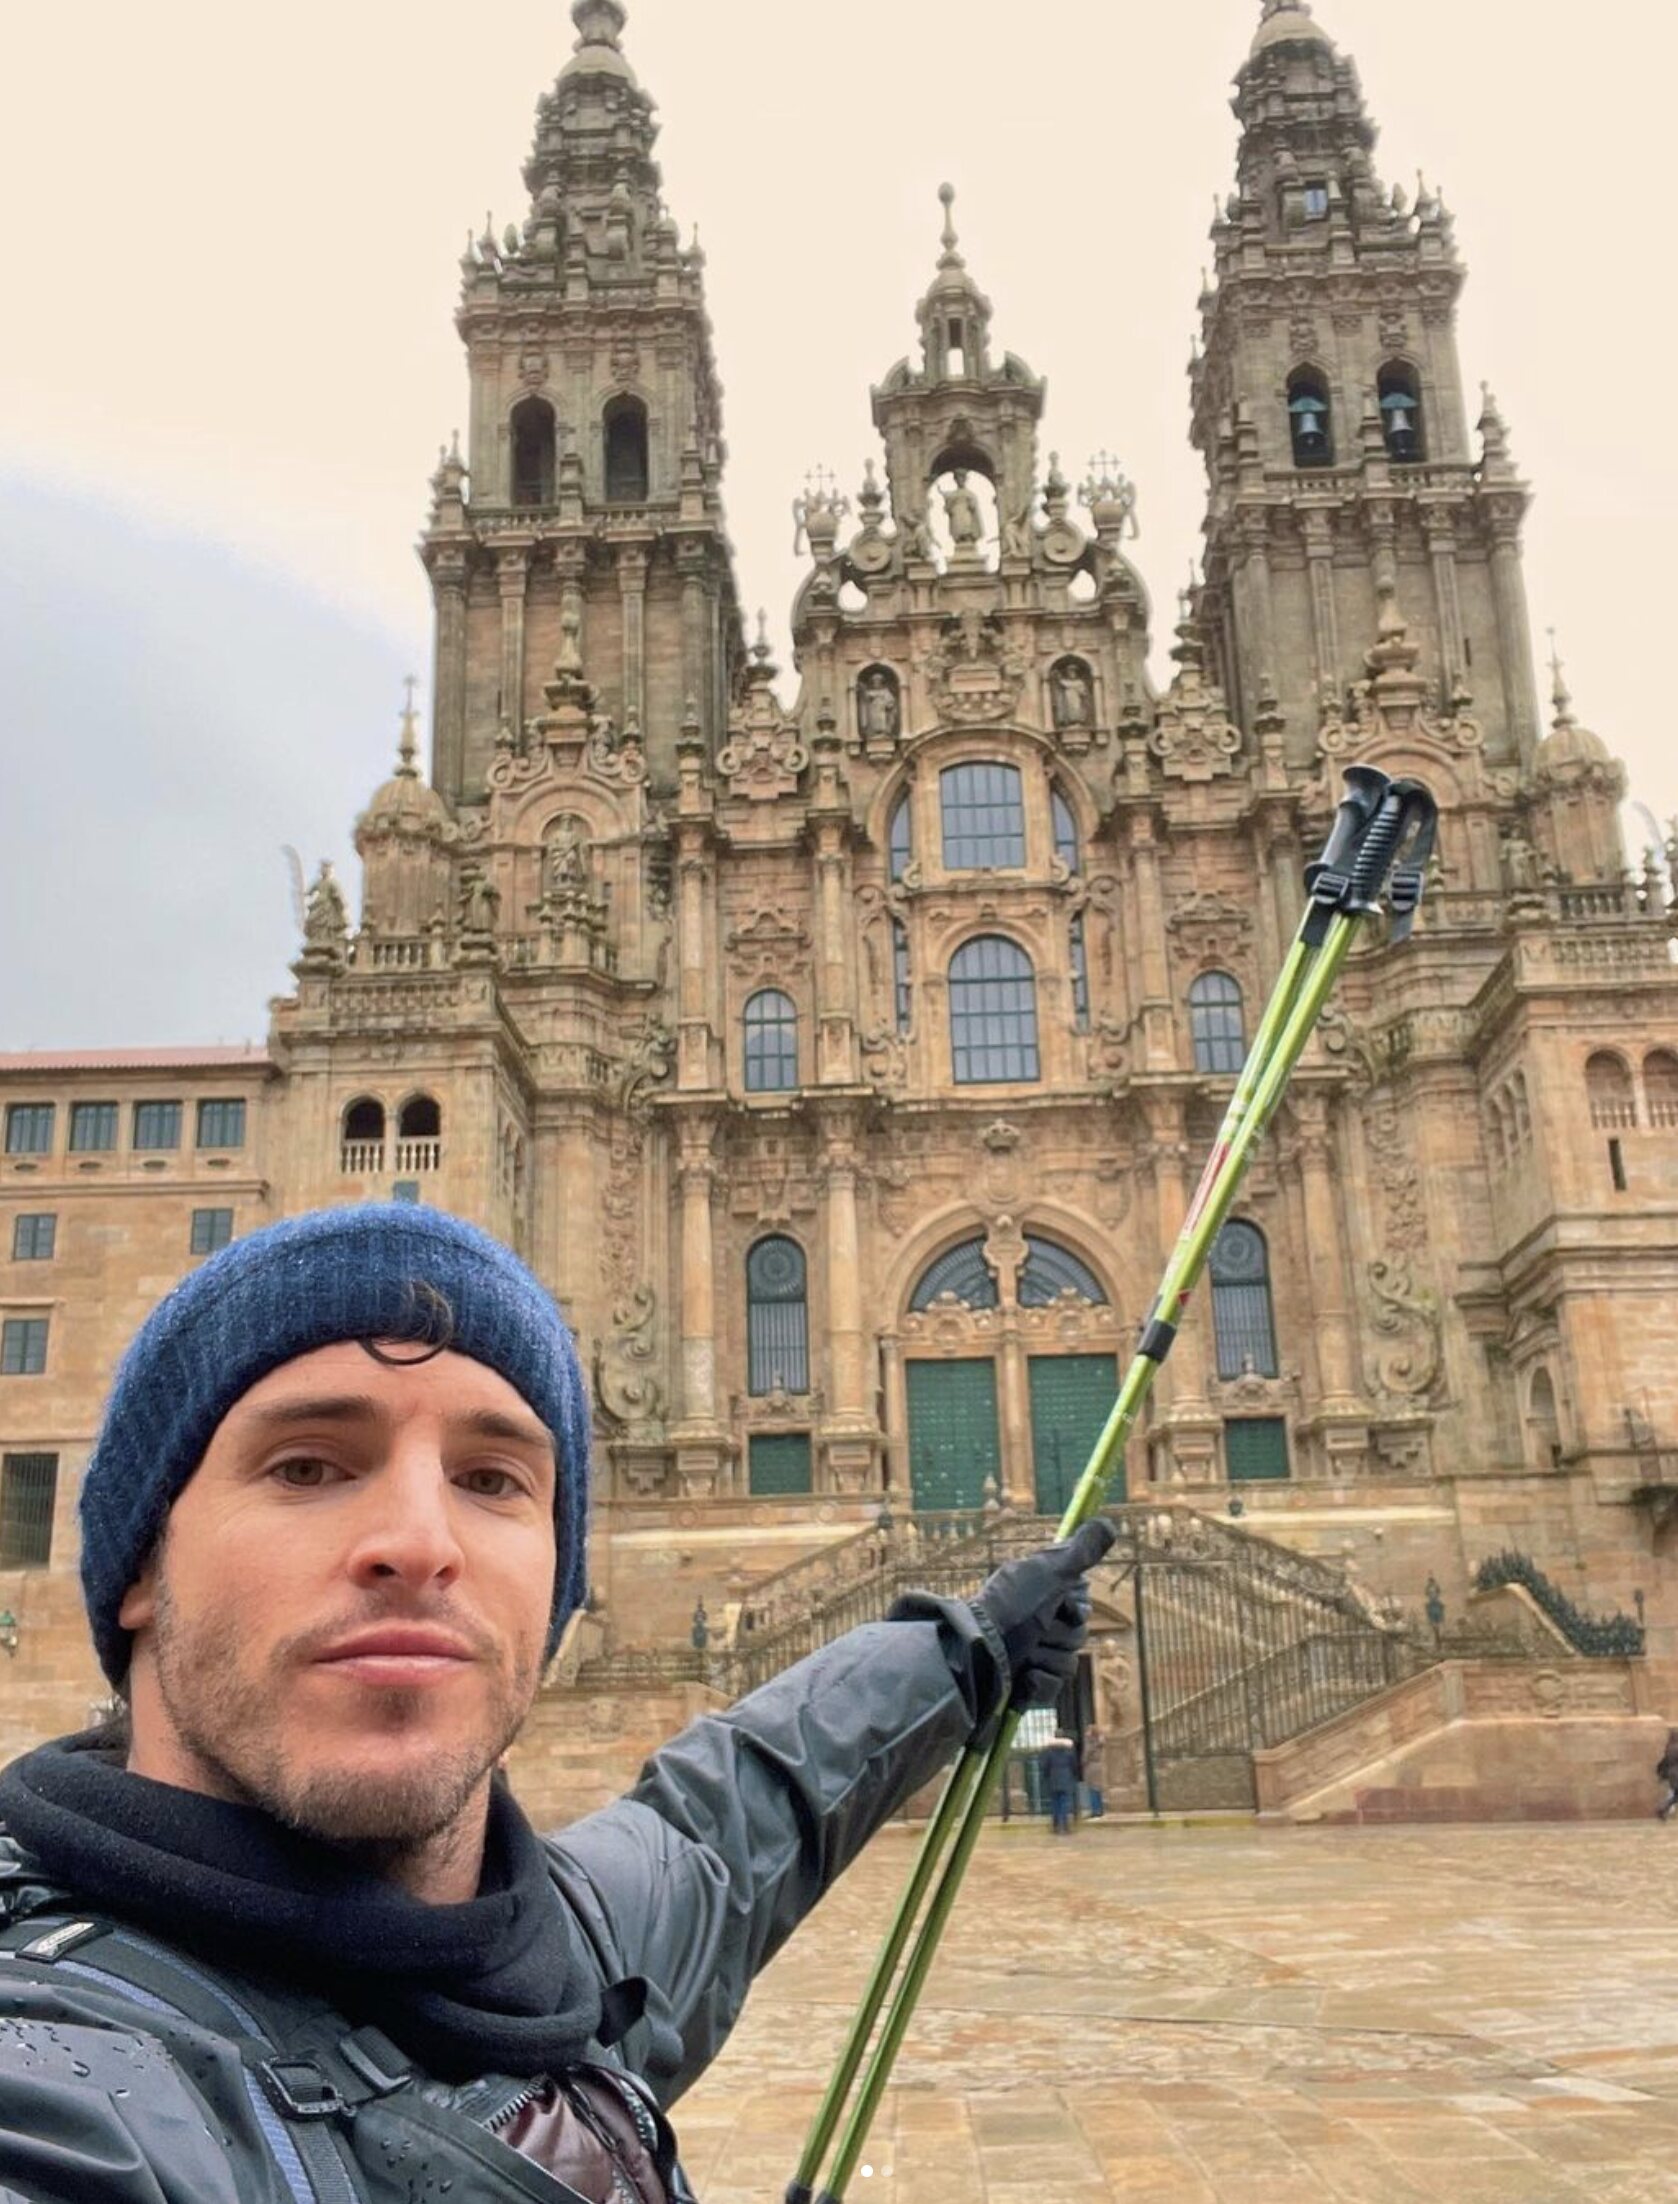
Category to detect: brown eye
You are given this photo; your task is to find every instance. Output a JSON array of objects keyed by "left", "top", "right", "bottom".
[
  {"left": 273, "top": 1457, "right": 335, "bottom": 1488},
  {"left": 459, "top": 1467, "right": 519, "bottom": 1498}
]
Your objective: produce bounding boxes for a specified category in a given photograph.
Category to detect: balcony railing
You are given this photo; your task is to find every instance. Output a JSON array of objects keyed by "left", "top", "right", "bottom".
[
  {"left": 340, "top": 1140, "right": 385, "bottom": 1174},
  {"left": 395, "top": 1139, "right": 442, "bottom": 1173}
]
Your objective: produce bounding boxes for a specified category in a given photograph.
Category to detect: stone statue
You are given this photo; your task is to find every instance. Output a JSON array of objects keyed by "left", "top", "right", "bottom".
[
  {"left": 858, "top": 668, "right": 899, "bottom": 741},
  {"left": 547, "top": 821, "right": 588, "bottom": 893},
  {"left": 893, "top": 500, "right": 935, "bottom": 564},
  {"left": 303, "top": 860, "right": 348, "bottom": 949},
  {"left": 1052, "top": 659, "right": 1093, "bottom": 729},
  {"left": 942, "top": 468, "right": 983, "bottom": 550},
  {"left": 1501, "top": 828, "right": 1541, "bottom": 896},
  {"left": 460, "top": 868, "right": 501, "bottom": 935},
  {"left": 1001, "top": 497, "right": 1036, "bottom": 561}
]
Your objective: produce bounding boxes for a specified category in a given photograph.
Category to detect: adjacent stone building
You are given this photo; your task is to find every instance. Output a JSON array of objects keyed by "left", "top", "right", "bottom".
[{"left": 5, "top": 0, "right": 1678, "bottom": 1741}]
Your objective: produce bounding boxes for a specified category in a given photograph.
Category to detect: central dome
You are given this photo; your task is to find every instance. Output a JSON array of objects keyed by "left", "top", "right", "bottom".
[{"left": 1250, "top": 3, "right": 1334, "bottom": 56}]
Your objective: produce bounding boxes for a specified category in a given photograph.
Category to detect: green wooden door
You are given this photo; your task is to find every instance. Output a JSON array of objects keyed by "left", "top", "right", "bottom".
[
  {"left": 1225, "top": 1417, "right": 1290, "bottom": 1483},
  {"left": 906, "top": 1359, "right": 999, "bottom": 1513},
  {"left": 1029, "top": 1353, "right": 1122, "bottom": 1515},
  {"left": 748, "top": 1432, "right": 813, "bottom": 1496}
]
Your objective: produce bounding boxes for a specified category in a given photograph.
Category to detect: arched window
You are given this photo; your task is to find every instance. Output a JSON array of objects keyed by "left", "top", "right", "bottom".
[
  {"left": 887, "top": 792, "right": 913, "bottom": 883},
  {"left": 1069, "top": 917, "right": 1090, "bottom": 1033},
  {"left": 1377, "top": 362, "right": 1425, "bottom": 462},
  {"left": 1585, "top": 1051, "right": 1636, "bottom": 1130},
  {"left": 1645, "top": 1049, "right": 1678, "bottom": 1129},
  {"left": 940, "top": 762, "right": 1025, "bottom": 870},
  {"left": 1189, "top": 971, "right": 1246, "bottom": 1074},
  {"left": 744, "top": 989, "right": 798, "bottom": 1093},
  {"left": 1019, "top": 1236, "right": 1108, "bottom": 1307},
  {"left": 1210, "top": 1220, "right": 1279, "bottom": 1380},
  {"left": 342, "top": 1097, "right": 385, "bottom": 1144},
  {"left": 949, "top": 936, "right": 1039, "bottom": 1084},
  {"left": 603, "top": 395, "right": 649, "bottom": 503},
  {"left": 1286, "top": 369, "right": 1334, "bottom": 467},
  {"left": 910, "top": 1237, "right": 998, "bottom": 1311},
  {"left": 510, "top": 397, "right": 556, "bottom": 505},
  {"left": 1050, "top": 786, "right": 1080, "bottom": 872},
  {"left": 395, "top": 1094, "right": 442, "bottom": 1172},
  {"left": 747, "top": 1237, "right": 809, "bottom": 1394},
  {"left": 892, "top": 919, "right": 911, "bottom": 1035},
  {"left": 1527, "top": 1365, "right": 1563, "bottom": 1469}
]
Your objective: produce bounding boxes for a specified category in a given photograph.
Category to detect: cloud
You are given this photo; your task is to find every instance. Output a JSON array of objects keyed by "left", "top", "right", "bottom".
[{"left": 0, "top": 476, "right": 418, "bottom": 1048}]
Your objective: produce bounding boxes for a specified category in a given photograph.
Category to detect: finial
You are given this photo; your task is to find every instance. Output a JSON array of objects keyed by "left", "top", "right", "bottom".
[
  {"left": 395, "top": 678, "right": 420, "bottom": 776},
  {"left": 753, "top": 609, "right": 771, "bottom": 663},
  {"left": 937, "top": 182, "right": 961, "bottom": 265},
  {"left": 1547, "top": 628, "right": 1575, "bottom": 725},
  {"left": 571, "top": 0, "right": 626, "bottom": 52}
]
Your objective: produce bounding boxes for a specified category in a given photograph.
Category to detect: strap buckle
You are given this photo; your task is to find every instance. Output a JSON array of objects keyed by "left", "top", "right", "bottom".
[{"left": 258, "top": 2057, "right": 346, "bottom": 2121}]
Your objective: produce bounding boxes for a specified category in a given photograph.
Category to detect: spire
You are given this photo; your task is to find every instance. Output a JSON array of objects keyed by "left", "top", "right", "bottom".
[
  {"left": 937, "top": 182, "right": 962, "bottom": 269},
  {"left": 915, "top": 183, "right": 994, "bottom": 381},
  {"left": 1547, "top": 629, "right": 1574, "bottom": 729},
  {"left": 397, "top": 676, "right": 421, "bottom": 777}
]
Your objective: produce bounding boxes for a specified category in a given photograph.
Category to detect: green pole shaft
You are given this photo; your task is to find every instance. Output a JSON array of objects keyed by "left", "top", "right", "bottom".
[
  {"left": 808, "top": 913, "right": 1365, "bottom": 2202},
  {"left": 788, "top": 1742, "right": 985, "bottom": 2197}
]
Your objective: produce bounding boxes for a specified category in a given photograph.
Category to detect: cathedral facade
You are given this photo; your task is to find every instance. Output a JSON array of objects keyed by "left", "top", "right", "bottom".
[{"left": 4, "top": 0, "right": 1678, "bottom": 1723}]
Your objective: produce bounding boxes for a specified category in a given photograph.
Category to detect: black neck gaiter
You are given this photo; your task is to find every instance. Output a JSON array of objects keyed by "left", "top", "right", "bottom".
[{"left": 0, "top": 1731, "right": 606, "bottom": 2079}]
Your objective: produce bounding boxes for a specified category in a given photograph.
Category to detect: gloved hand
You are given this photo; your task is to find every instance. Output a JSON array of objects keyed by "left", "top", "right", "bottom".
[{"left": 970, "top": 1518, "right": 1117, "bottom": 1712}]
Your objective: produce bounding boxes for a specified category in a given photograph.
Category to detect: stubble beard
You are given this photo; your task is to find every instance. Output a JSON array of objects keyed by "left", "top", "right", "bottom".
[{"left": 147, "top": 1568, "right": 539, "bottom": 1860}]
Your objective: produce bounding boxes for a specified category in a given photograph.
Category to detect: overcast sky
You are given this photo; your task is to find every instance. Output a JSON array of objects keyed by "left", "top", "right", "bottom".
[{"left": 3, "top": 0, "right": 1673, "bottom": 1048}]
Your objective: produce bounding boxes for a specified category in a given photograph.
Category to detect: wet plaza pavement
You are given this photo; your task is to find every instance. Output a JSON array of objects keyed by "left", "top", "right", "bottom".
[{"left": 674, "top": 1819, "right": 1678, "bottom": 2202}]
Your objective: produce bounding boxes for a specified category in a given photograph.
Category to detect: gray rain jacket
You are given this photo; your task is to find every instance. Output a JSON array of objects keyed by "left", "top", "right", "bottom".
[{"left": 0, "top": 1611, "right": 985, "bottom": 2204}]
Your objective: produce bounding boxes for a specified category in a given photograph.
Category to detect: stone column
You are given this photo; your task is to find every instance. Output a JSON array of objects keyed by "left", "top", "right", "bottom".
[
  {"left": 672, "top": 1117, "right": 728, "bottom": 1495},
  {"left": 1422, "top": 507, "right": 1465, "bottom": 692},
  {"left": 880, "top": 1335, "right": 907, "bottom": 1505},
  {"left": 1127, "top": 813, "right": 1174, "bottom": 1070},
  {"left": 430, "top": 552, "right": 469, "bottom": 805},
  {"left": 1288, "top": 1093, "right": 1360, "bottom": 1409},
  {"left": 497, "top": 549, "right": 529, "bottom": 732},
  {"left": 1486, "top": 505, "right": 1540, "bottom": 762},
  {"left": 818, "top": 1117, "right": 879, "bottom": 1492},
  {"left": 1237, "top": 510, "right": 1276, "bottom": 723},
  {"left": 997, "top": 1322, "right": 1032, "bottom": 1509},
  {"left": 618, "top": 547, "right": 648, "bottom": 728},
  {"left": 678, "top": 548, "right": 709, "bottom": 732},
  {"left": 1301, "top": 510, "right": 1341, "bottom": 702},
  {"left": 813, "top": 830, "right": 856, "bottom": 1084},
  {"left": 1140, "top": 1093, "right": 1219, "bottom": 1487}
]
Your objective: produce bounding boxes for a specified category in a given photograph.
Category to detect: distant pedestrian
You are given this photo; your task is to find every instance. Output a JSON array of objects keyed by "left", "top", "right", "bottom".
[
  {"left": 1044, "top": 1732, "right": 1079, "bottom": 1835},
  {"left": 1656, "top": 1728, "right": 1678, "bottom": 1820},
  {"left": 1082, "top": 1724, "right": 1107, "bottom": 1819}
]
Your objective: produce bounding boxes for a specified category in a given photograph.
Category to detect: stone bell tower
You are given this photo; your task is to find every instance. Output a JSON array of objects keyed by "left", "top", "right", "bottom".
[
  {"left": 1190, "top": 0, "right": 1543, "bottom": 772},
  {"left": 421, "top": 0, "right": 743, "bottom": 805}
]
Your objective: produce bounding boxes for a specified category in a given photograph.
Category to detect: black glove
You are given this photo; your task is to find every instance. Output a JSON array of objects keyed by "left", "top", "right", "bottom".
[{"left": 970, "top": 1518, "right": 1117, "bottom": 1712}]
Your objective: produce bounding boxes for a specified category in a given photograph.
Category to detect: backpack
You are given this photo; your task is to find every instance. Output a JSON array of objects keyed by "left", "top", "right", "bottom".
[{"left": 0, "top": 1849, "right": 692, "bottom": 2204}]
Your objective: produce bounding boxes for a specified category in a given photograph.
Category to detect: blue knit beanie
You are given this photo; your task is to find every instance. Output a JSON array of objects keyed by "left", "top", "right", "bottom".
[{"left": 79, "top": 1205, "right": 592, "bottom": 1685}]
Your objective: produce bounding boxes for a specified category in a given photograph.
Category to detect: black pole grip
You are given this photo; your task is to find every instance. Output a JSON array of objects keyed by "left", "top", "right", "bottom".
[
  {"left": 1306, "top": 765, "right": 1389, "bottom": 890},
  {"left": 1347, "top": 792, "right": 1408, "bottom": 906}
]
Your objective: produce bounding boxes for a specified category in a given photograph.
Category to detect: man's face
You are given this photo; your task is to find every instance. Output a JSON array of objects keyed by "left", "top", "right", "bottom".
[{"left": 118, "top": 1341, "right": 558, "bottom": 1854}]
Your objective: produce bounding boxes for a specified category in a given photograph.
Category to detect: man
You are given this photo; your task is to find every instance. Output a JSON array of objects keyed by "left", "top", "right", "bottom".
[{"left": 0, "top": 1206, "right": 1112, "bottom": 2202}]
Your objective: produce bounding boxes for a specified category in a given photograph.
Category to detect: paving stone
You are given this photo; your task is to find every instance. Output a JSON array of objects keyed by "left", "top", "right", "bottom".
[{"left": 676, "top": 1821, "right": 1678, "bottom": 2199}]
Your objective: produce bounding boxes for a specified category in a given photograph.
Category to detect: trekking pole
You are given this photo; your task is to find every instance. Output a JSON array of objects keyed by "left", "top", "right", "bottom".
[{"left": 787, "top": 767, "right": 1437, "bottom": 2204}]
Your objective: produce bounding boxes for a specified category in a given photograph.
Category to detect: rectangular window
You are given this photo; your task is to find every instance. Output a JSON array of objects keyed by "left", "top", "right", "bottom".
[
  {"left": 0, "top": 1318, "right": 49, "bottom": 1376},
  {"left": 189, "top": 1207, "right": 234, "bottom": 1255},
  {"left": 748, "top": 1432, "right": 813, "bottom": 1497},
  {"left": 196, "top": 1099, "right": 247, "bottom": 1150},
  {"left": 11, "top": 1215, "right": 56, "bottom": 1262},
  {"left": 132, "top": 1101, "right": 182, "bottom": 1151},
  {"left": 68, "top": 1102, "right": 119, "bottom": 1153},
  {"left": 0, "top": 1453, "right": 58, "bottom": 1568},
  {"left": 939, "top": 762, "right": 1027, "bottom": 870},
  {"left": 1302, "top": 181, "right": 1329, "bottom": 219},
  {"left": 4, "top": 1105, "right": 54, "bottom": 1157},
  {"left": 1226, "top": 1418, "right": 1290, "bottom": 1484},
  {"left": 1609, "top": 1137, "right": 1627, "bottom": 1192},
  {"left": 391, "top": 1180, "right": 422, "bottom": 1205}
]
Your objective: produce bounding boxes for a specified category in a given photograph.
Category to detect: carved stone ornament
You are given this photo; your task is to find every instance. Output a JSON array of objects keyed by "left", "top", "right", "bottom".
[
  {"left": 726, "top": 907, "right": 812, "bottom": 982},
  {"left": 917, "top": 611, "right": 1030, "bottom": 726},
  {"left": 716, "top": 690, "right": 809, "bottom": 801},
  {"left": 1318, "top": 599, "right": 1483, "bottom": 763},
  {"left": 1166, "top": 890, "right": 1252, "bottom": 972},
  {"left": 1365, "top": 1257, "right": 1444, "bottom": 1404},
  {"left": 615, "top": 1017, "right": 675, "bottom": 1116},
  {"left": 1149, "top": 628, "right": 1241, "bottom": 783},
  {"left": 593, "top": 1283, "right": 665, "bottom": 1430}
]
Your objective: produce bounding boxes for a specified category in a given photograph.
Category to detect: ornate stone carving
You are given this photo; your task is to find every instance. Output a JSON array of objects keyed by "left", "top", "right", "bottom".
[
  {"left": 916, "top": 611, "right": 1030, "bottom": 726},
  {"left": 716, "top": 652, "right": 809, "bottom": 799},
  {"left": 616, "top": 1017, "right": 675, "bottom": 1116},
  {"left": 594, "top": 1283, "right": 664, "bottom": 1429},
  {"left": 1366, "top": 1257, "right": 1443, "bottom": 1403},
  {"left": 1166, "top": 890, "right": 1252, "bottom": 972},
  {"left": 1149, "top": 610, "right": 1240, "bottom": 782},
  {"left": 726, "top": 908, "right": 812, "bottom": 982}
]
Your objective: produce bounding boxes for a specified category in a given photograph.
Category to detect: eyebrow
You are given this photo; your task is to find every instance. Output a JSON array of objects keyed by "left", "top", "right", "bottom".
[{"left": 244, "top": 1395, "right": 555, "bottom": 1457}]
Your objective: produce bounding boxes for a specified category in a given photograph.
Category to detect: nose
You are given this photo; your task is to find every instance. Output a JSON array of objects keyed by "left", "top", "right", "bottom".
[{"left": 343, "top": 1442, "right": 465, "bottom": 1596}]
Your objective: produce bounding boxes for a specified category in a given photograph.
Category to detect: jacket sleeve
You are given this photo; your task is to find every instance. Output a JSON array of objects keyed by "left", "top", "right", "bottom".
[
  {"left": 549, "top": 1607, "right": 993, "bottom": 2103},
  {"left": 0, "top": 2014, "right": 248, "bottom": 2204}
]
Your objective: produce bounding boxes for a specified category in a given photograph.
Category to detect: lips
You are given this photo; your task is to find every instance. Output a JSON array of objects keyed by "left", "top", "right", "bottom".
[{"left": 315, "top": 1628, "right": 474, "bottom": 1664}]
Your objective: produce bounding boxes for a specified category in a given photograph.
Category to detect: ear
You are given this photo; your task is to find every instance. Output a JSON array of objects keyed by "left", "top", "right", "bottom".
[{"left": 118, "top": 1557, "right": 157, "bottom": 1633}]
